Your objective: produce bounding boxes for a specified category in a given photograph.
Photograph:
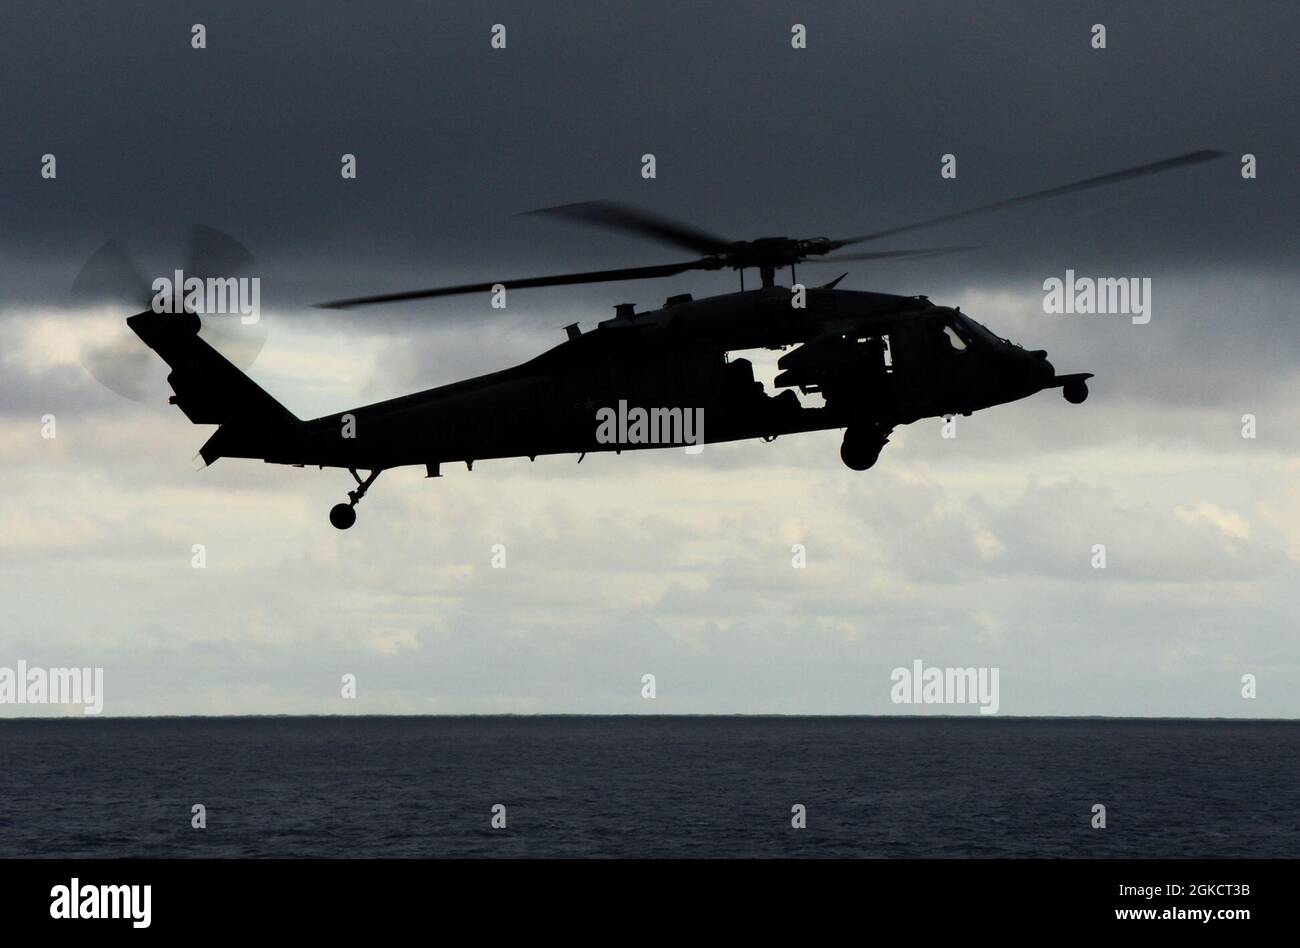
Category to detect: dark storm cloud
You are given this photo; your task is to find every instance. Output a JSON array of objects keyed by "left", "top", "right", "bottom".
[{"left": 1, "top": 0, "right": 1296, "bottom": 312}]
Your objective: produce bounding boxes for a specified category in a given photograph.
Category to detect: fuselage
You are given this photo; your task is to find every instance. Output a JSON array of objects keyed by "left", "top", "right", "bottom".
[{"left": 237, "top": 286, "right": 1065, "bottom": 471}]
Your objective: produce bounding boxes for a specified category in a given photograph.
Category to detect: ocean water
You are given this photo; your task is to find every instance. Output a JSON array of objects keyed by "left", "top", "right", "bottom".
[{"left": 0, "top": 716, "right": 1295, "bottom": 858}]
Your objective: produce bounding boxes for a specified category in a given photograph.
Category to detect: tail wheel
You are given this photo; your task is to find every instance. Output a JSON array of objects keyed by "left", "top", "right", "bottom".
[
  {"left": 328, "top": 468, "right": 382, "bottom": 529},
  {"left": 1063, "top": 380, "right": 1089, "bottom": 404},
  {"left": 329, "top": 504, "right": 357, "bottom": 530}
]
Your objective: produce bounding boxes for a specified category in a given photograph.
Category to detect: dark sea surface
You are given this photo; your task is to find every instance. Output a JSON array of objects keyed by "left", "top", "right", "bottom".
[{"left": 0, "top": 717, "right": 1295, "bottom": 858}]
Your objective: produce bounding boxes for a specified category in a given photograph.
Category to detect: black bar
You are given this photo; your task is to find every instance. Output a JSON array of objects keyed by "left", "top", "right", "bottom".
[{"left": 1, "top": 858, "right": 1282, "bottom": 935}]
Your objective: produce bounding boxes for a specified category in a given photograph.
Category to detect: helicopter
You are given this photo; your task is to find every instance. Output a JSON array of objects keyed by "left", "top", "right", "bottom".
[{"left": 126, "top": 150, "right": 1224, "bottom": 528}]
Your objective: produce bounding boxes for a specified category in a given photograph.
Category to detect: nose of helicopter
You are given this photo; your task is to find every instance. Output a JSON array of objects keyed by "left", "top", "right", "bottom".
[{"left": 1025, "top": 348, "right": 1055, "bottom": 386}]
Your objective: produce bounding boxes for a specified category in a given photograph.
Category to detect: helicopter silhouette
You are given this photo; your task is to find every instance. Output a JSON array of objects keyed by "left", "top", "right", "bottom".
[{"left": 125, "top": 150, "right": 1224, "bottom": 528}]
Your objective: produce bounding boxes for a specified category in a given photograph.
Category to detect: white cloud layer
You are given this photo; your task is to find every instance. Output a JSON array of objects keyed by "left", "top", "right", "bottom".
[{"left": 2, "top": 287, "right": 1297, "bottom": 717}]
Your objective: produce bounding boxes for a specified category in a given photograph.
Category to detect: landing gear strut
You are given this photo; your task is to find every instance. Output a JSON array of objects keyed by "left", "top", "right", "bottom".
[
  {"left": 840, "top": 425, "right": 891, "bottom": 471},
  {"left": 329, "top": 468, "right": 381, "bottom": 530}
]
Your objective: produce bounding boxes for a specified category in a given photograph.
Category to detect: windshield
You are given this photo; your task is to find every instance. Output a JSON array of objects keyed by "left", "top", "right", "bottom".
[{"left": 955, "top": 314, "right": 1017, "bottom": 348}]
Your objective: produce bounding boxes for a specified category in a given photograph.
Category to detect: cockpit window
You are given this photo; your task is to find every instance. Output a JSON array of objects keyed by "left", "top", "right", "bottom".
[
  {"left": 954, "top": 314, "right": 1001, "bottom": 347},
  {"left": 942, "top": 324, "right": 967, "bottom": 351}
]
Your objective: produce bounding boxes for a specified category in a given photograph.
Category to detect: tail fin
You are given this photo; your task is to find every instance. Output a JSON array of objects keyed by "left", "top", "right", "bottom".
[{"left": 128, "top": 310, "right": 299, "bottom": 464}]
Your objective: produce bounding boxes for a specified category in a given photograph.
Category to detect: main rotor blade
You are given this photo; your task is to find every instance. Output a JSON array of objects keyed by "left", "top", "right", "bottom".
[
  {"left": 807, "top": 245, "right": 977, "bottom": 263},
  {"left": 317, "top": 259, "right": 708, "bottom": 309},
  {"left": 835, "top": 149, "right": 1228, "bottom": 247},
  {"left": 522, "top": 201, "right": 734, "bottom": 256}
]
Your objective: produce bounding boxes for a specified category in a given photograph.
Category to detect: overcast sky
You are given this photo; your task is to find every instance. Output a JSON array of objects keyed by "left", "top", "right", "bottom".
[{"left": 1, "top": 1, "right": 1297, "bottom": 716}]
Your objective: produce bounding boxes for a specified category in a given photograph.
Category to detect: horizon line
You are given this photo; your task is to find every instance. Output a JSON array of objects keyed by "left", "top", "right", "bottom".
[{"left": 1, "top": 713, "right": 1297, "bottom": 723}]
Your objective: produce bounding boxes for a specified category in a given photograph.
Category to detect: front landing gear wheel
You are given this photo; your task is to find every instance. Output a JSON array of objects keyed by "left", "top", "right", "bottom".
[
  {"left": 841, "top": 426, "right": 888, "bottom": 471},
  {"left": 1063, "top": 380, "right": 1089, "bottom": 404},
  {"left": 329, "top": 503, "right": 357, "bottom": 530}
]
